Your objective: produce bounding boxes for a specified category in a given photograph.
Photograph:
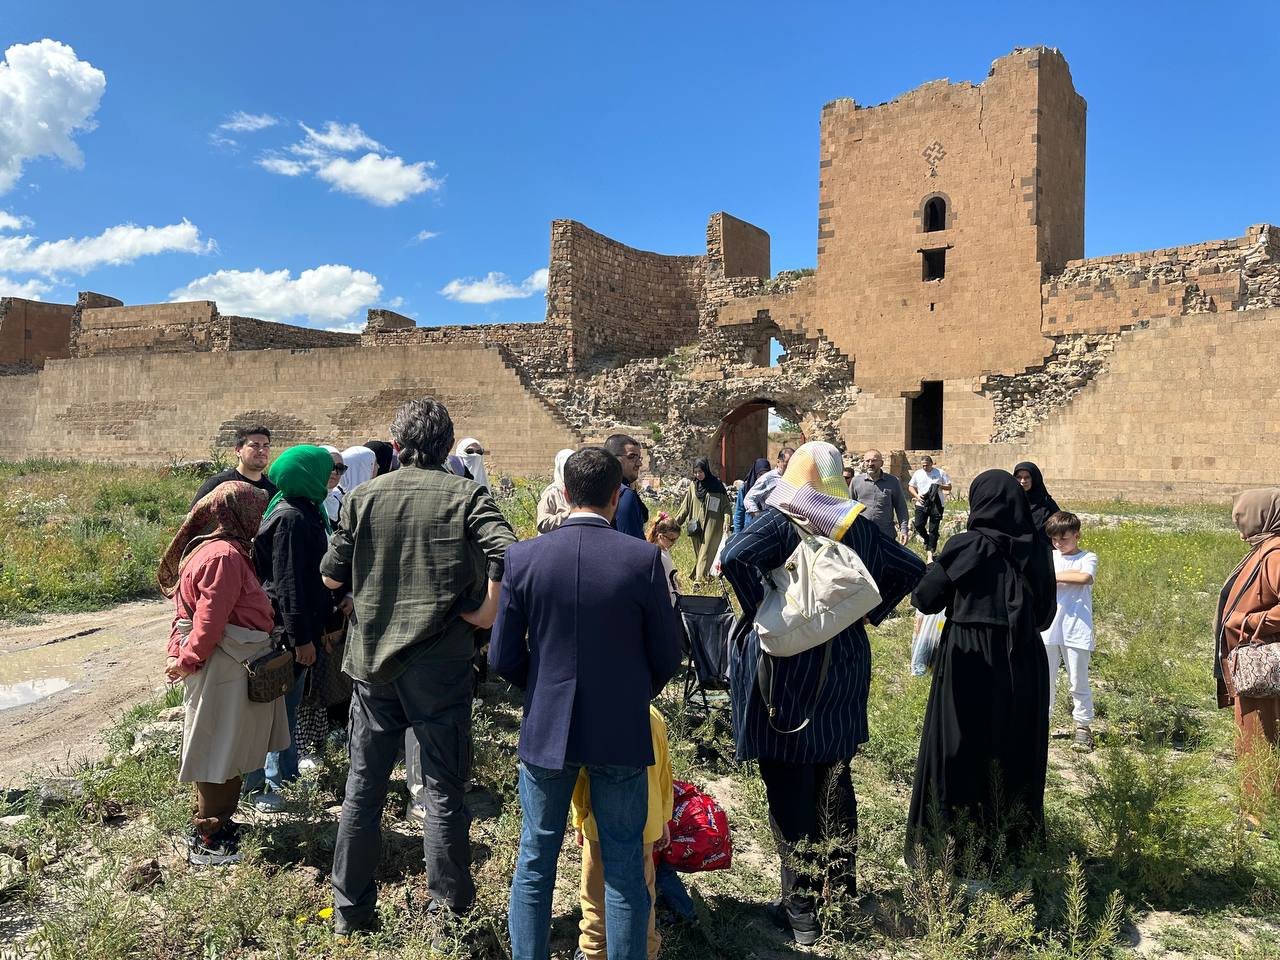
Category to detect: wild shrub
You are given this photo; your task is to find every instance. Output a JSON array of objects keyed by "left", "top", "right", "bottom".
[{"left": 1079, "top": 742, "right": 1205, "bottom": 900}]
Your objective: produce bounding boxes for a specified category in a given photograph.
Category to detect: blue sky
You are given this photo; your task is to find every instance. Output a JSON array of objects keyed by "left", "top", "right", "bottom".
[{"left": 2, "top": 1, "right": 1277, "bottom": 330}]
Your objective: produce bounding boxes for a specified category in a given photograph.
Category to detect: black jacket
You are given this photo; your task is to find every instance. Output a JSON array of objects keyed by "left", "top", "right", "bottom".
[{"left": 254, "top": 498, "right": 334, "bottom": 648}]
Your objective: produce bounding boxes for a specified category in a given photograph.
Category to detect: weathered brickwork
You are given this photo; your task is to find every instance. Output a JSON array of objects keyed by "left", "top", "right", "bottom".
[
  {"left": 0, "top": 344, "right": 578, "bottom": 475},
  {"left": 0, "top": 297, "right": 75, "bottom": 371}
]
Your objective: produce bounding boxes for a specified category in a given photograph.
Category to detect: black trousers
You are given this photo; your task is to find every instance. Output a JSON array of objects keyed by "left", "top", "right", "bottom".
[
  {"left": 757, "top": 757, "right": 858, "bottom": 909},
  {"left": 332, "top": 656, "right": 474, "bottom": 926},
  {"left": 914, "top": 505, "right": 942, "bottom": 552}
]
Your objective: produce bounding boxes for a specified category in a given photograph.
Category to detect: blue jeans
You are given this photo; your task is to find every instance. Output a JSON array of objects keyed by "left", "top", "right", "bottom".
[
  {"left": 509, "top": 761, "right": 649, "bottom": 960},
  {"left": 243, "top": 668, "right": 305, "bottom": 793}
]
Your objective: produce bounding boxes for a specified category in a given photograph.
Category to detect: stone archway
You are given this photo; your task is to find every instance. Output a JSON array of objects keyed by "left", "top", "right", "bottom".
[{"left": 708, "top": 396, "right": 806, "bottom": 482}]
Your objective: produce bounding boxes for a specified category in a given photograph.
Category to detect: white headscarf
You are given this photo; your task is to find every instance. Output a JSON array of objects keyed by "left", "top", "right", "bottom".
[
  {"left": 455, "top": 437, "right": 489, "bottom": 491},
  {"left": 551, "top": 448, "right": 574, "bottom": 491},
  {"left": 339, "top": 446, "right": 377, "bottom": 493},
  {"left": 320, "top": 445, "right": 343, "bottom": 522}
]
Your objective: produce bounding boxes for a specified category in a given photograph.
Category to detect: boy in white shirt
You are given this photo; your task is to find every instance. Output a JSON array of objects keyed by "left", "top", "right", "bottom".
[{"left": 1041, "top": 511, "right": 1098, "bottom": 752}]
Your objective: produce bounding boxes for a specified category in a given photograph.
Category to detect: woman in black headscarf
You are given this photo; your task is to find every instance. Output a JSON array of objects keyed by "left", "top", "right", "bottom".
[
  {"left": 906, "top": 469, "right": 1056, "bottom": 868},
  {"left": 673, "top": 456, "right": 732, "bottom": 581},
  {"left": 1013, "top": 461, "right": 1061, "bottom": 531},
  {"left": 363, "top": 440, "right": 396, "bottom": 477}
]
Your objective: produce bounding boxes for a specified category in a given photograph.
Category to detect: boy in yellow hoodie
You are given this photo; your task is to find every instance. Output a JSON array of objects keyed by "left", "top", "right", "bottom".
[{"left": 572, "top": 704, "right": 673, "bottom": 960}]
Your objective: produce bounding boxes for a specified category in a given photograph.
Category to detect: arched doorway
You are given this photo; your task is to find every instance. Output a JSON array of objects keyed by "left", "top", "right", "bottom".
[{"left": 711, "top": 398, "right": 806, "bottom": 481}]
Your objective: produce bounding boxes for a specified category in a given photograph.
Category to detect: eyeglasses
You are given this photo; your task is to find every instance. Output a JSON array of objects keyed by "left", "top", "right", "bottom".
[
  {"left": 621, "top": 452, "right": 643, "bottom": 462},
  {"left": 331, "top": 464, "right": 348, "bottom": 475}
]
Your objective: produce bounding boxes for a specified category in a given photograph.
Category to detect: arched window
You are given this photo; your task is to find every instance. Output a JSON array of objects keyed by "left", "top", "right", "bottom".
[{"left": 923, "top": 196, "right": 946, "bottom": 232}]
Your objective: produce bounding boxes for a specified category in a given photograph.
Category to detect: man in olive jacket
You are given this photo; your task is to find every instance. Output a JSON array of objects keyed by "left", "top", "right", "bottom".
[{"left": 322, "top": 398, "right": 515, "bottom": 935}]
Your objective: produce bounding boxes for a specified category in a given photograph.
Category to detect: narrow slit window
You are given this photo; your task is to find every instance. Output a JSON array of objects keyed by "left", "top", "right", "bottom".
[
  {"left": 923, "top": 196, "right": 946, "bottom": 232},
  {"left": 922, "top": 249, "right": 946, "bottom": 281}
]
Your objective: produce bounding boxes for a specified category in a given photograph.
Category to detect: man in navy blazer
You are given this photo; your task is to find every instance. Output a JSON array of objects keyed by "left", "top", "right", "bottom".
[{"left": 490, "top": 446, "right": 682, "bottom": 960}]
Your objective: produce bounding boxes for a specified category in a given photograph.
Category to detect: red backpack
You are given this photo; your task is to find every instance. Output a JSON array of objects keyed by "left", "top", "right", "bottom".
[{"left": 658, "top": 779, "right": 732, "bottom": 872}]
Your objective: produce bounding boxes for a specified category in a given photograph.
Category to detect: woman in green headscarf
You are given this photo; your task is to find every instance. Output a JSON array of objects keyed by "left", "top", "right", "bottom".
[{"left": 244, "top": 444, "right": 343, "bottom": 808}]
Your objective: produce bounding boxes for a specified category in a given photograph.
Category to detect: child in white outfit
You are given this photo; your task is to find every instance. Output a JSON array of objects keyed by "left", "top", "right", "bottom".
[{"left": 1041, "top": 511, "right": 1098, "bottom": 751}]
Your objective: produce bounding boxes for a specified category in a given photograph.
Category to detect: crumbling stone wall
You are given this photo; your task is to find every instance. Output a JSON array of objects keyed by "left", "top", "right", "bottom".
[
  {"left": 981, "top": 331, "right": 1126, "bottom": 442},
  {"left": 0, "top": 297, "right": 75, "bottom": 372},
  {"left": 989, "top": 224, "right": 1280, "bottom": 440},
  {"left": 71, "top": 300, "right": 357, "bottom": 357},
  {"left": 219, "top": 315, "right": 357, "bottom": 351},
  {"left": 546, "top": 219, "right": 706, "bottom": 367}
]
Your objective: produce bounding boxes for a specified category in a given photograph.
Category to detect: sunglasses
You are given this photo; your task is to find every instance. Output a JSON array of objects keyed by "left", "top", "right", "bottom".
[{"left": 331, "top": 464, "right": 348, "bottom": 475}]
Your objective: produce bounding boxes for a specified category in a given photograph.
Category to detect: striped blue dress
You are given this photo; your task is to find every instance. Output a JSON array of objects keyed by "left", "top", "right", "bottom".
[{"left": 722, "top": 507, "right": 925, "bottom": 764}]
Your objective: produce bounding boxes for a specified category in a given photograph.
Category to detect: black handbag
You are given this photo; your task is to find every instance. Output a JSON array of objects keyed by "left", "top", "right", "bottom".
[{"left": 243, "top": 629, "right": 295, "bottom": 703}]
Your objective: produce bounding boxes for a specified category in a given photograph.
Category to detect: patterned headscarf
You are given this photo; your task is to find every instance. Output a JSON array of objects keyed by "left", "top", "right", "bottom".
[
  {"left": 1232, "top": 488, "right": 1280, "bottom": 546},
  {"left": 265, "top": 444, "right": 336, "bottom": 530},
  {"left": 765, "top": 441, "right": 863, "bottom": 539},
  {"left": 157, "top": 481, "right": 267, "bottom": 598}
]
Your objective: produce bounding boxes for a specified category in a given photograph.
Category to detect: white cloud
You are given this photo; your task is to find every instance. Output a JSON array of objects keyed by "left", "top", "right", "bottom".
[
  {"left": 257, "top": 155, "right": 307, "bottom": 176},
  {"left": 0, "top": 219, "right": 213, "bottom": 277},
  {"left": 0, "top": 274, "right": 53, "bottom": 299},
  {"left": 220, "top": 111, "right": 278, "bottom": 133},
  {"left": 440, "top": 268, "right": 549, "bottom": 304},
  {"left": 254, "top": 119, "right": 440, "bottom": 207},
  {"left": 0, "top": 211, "right": 31, "bottom": 231},
  {"left": 297, "top": 121, "right": 381, "bottom": 154},
  {"left": 322, "top": 319, "right": 366, "bottom": 335},
  {"left": 412, "top": 229, "right": 439, "bottom": 243},
  {"left": 316, "top": 153, "right": 439, "bottom": 206},
  {"left": 0, "top": 40, "right": 106, "bottom": 193},
  {"left": 169, "top": 264, "right": 382, "bottom": 323}
]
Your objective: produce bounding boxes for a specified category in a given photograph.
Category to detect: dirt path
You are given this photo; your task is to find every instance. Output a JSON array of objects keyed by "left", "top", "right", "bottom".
[{"left": 0, "top": 600, "right": 172, "bottom": 788}]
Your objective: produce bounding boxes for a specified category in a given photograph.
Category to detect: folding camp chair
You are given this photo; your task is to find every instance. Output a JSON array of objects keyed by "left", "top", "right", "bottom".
[{"left": 674, "top": 590, "right": 736, "bottom": 714}]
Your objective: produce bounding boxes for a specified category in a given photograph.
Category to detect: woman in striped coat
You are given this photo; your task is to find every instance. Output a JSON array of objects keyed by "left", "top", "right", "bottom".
[{"left": 721, "top": 442, "right": 924, "bottom": 945}]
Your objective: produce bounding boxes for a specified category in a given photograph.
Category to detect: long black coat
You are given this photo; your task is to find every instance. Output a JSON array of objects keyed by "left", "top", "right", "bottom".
[{"left": 905, "top": 534, "right": 1056, "bottom": 864}]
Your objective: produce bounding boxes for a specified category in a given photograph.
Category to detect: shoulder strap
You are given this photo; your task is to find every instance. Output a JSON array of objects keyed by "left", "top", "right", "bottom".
[{"left": 755, "top": 643, "right": 833, "bottom": 735}]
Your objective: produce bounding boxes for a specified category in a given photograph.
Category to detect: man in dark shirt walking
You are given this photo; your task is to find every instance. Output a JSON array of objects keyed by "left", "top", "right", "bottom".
[
  {"left": 490, "top": 446, "right": 682, "bottom": 960},
  {"left": 321, "top": 398, "right": 516, "bottom": 934},
  {"left": 190, "top": 426, "right": 278, "bottom": 507}
]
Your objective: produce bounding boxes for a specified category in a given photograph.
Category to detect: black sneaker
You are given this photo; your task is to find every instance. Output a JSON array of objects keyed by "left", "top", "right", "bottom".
[{"left": 186, "top": 824, "right": 241, "bottom": 866}]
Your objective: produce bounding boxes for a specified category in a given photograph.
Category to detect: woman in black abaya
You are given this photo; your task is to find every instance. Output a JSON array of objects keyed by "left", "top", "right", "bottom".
[
  {"left": 1013, "top": 461, "right": 1061, "bottom": 532},
  {"left": 905, "top": 469, "right": 1056, "bottom": 867}
]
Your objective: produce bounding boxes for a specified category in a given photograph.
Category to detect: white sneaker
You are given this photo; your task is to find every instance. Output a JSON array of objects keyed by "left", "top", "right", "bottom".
[{"left": 250, "top": 791, "right": 286, "bottom": 814}]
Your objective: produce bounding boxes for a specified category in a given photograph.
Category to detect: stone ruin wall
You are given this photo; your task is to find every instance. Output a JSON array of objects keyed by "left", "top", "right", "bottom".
[
  {"left": 986, "top": 223, "right": 1280, "bottom": 441},
  {"left": 71, "top": 296, "right": 358, "bottom": 358},
  {"left": 0, "top": 297, "right": 75, "bottom": 373}
]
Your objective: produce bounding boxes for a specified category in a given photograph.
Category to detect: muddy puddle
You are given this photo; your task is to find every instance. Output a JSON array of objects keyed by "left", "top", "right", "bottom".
[{"left": 0, "top": 629, "right": 116, "bottom": 711}]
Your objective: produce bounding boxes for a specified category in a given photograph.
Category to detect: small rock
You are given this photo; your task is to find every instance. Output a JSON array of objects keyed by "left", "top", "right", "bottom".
[
  {"left": 298, "top": 865, "right": 325, "bottom": 886},
  {"left": 0, "top": 853, "right": 24, "bottom": 892},
  {"left": 37, "top": 777, "right": 85, "bottom": 811},
  {"left": 156, "top": 706, "right": 185, "bottom": 724},
  {"left": 131, "top": 720, "right": 183, "bottom": 757},
  {"left": 120, "top": 857, "right": 161, "bottom": 892},
  {"left": 0, "top": 815, "right": 29, "bottom": 829}
]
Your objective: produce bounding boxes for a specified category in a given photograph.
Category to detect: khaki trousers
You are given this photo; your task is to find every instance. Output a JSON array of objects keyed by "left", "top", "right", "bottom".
[{"left": 579, "top": 839, "right": 659, "bottom": 960}]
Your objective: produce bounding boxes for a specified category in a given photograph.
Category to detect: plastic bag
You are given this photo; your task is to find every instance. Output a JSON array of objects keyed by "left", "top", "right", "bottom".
[{"left": 911, "top": 610, "right": 946, "bottom": 676}]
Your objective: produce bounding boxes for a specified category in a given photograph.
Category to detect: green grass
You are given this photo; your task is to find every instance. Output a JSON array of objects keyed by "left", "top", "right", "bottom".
[
  {"left": 3, "top": 468, "right": 1279, "bottom": 957},
  {"left": 0, "top": 459, "right": 215, "bottom": 619}
]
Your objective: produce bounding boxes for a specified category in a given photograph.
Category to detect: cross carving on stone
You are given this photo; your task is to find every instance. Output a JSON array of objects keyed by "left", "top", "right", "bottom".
[{"left": 922, "top": 141, "right": 946, "bottom": 177}]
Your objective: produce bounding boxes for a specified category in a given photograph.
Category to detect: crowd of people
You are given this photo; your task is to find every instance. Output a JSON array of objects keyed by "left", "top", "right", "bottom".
[{"left": 158, "top": 399, "right": 1280, "bottom": 954}]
